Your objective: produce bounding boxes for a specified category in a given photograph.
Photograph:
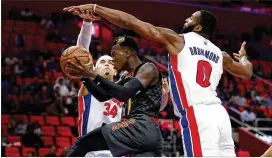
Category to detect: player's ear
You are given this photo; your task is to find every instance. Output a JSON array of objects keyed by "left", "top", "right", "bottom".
[
  {"left": 194, "top": 24, "right": 202, "bottom": 32},
  {"left": 113, "top": 69, "right": 117, "bottom": 76}
]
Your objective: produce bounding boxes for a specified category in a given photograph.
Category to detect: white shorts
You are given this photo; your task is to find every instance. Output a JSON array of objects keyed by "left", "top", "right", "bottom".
[
  {"left": 180, "top": 104, "right": 236, "bottom": 157},
  {"left": 85, "top": 150, "right": 112, "bottom": 157}
]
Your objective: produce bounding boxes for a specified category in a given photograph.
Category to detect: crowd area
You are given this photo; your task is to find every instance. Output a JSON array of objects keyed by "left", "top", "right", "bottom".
[{"left": 1, "top": 4, "right": 272, "bottom": 157}]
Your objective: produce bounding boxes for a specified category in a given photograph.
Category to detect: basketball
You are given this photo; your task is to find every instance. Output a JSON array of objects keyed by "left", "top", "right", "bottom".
[{"left": 60, "top": 46, "right": 91, "bottom": 78}]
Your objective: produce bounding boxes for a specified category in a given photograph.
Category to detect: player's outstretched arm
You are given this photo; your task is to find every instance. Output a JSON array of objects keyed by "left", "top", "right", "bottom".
[
  {"left": 64, "top": 4, "right": 183, "bottom": 55},
  {"left": 223, "top": 42, "right": 253, "bottom": 79}
]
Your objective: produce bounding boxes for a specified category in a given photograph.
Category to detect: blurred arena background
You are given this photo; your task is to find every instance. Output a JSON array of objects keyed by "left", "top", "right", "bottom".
[{"left": 1, "top": 0, "right": 272, "bottom": 157}]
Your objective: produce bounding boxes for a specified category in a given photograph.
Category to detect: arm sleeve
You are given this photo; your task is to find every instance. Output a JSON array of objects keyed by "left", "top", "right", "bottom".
[
  {"left": 76, "top": 21, "right": 93, "bottom": 49},
  {"left": 159, "top": 93, "right": 169, "bottom": 111},
  {"left": 81, "top": 78, "right": 112, "bottom": 102},
  {"left": 94, "top": 75, "right": 144, "bottom": 102}
]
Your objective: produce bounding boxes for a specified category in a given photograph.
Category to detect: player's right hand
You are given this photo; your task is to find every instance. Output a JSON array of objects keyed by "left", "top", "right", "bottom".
[
  {"left": 233, "top": 41, "right": 247, "bottom": 61},
  {"left": 72, "top": 10, "right": 101, "bottom": 22}
]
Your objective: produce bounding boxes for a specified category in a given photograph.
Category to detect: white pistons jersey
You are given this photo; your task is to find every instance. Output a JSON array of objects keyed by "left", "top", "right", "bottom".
[
  {"left": 168, "top": 32, "right": 223, "bottom": 117},
  {"left": 78, "top": 93, "right": 123, "bottom": 136}
]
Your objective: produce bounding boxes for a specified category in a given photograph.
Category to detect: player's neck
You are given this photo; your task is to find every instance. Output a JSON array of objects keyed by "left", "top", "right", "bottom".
[
  {"left": 195, "top": 32, "right": 210, "bottom": 40},
  {"left": 126, "top": 57, "right": 142, "bottom": 72}
]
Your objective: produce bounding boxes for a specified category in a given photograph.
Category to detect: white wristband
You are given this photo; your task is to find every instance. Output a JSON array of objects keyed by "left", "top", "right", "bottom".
[
  {"left": 93, "top": 4, "right": 97, "bottom": 13},
  {"left": 83, "top": 20, "right": 92, "bottom": 25}
]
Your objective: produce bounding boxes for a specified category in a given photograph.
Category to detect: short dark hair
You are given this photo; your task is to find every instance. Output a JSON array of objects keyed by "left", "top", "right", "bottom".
[
  {"left": 199, "top": 10, "right": 217, "bottom": 38},
  {"left": 113, "top": 36, "right": 139, "bottom": 52}
]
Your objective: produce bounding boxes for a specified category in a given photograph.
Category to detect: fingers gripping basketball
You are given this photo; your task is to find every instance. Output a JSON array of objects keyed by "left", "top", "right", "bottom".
[{"left": 60, "top": 46, "right": 92, "bottom": 78}]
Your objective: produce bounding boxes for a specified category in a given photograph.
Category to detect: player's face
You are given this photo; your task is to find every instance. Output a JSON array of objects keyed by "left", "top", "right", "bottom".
[
  {"left": 181, "top": 11, "right": 201, "bottom": 34},
  {"left": 95, "top": 56, "right": 116, "bottom": 79},
  {"left": 111, "top": 44, "right": 128, "bottom": 72}
]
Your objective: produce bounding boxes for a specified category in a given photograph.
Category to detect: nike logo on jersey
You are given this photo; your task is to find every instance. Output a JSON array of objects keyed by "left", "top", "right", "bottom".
[{"left": 189, "top": 47, "right": 219, "bottom": 64}]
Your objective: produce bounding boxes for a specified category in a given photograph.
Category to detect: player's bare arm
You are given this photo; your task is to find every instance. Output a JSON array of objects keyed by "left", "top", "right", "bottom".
[
  {"left": 222, "top": 42, "right": 253, "bottom": 79},
  {"left": 63, "top": 4, "right": 183, "bottom": 55}
]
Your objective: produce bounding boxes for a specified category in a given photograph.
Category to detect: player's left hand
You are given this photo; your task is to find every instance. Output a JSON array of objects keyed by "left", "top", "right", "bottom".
[
  {"left": 73, "top": 9, "right": 101, "bottom": 22},
  {"left": 162, "top": 78, "right": 169, "bottom": 95},
  {"left": 63, "top": 4, "right": 95, "bottom": 13},
  {"left": 66, "top": 55, "right": 97, "bottom": 79},
  {"left": 233, "top": 41, "right": 247, "bottom": 61}
]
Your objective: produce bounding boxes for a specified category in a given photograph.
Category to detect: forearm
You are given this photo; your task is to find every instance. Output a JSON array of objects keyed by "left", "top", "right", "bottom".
[
  {"left": 239, "top": 56, "right": 253, "bottom": 78},
  {"left": 76, "top": 20, "right": 93, "bottom": 49},
  {"left": 94, "top": 75, "right": 143, "bottom": 102},
  {"left": 81, "top": 78, "right": 112, "bottom": 102},
  {"left": 95, "top": 5, "right": 136, "bottom": 31},
  {"left": 160, "top": 93, "right": 169, "bottom": 111}
]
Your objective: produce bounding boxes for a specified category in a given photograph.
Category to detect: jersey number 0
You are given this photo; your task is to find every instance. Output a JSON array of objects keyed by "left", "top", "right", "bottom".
[{"left": 196, "top": 60, "right": 212, "bottom": 87}]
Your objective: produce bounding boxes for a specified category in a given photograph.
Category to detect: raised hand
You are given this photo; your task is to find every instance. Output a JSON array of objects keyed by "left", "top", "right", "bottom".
[
  {"left": 72, "top": 10, "right": 101, "bottom": 22},
  {"left": 66, "top": 55, "right": 97, "bottom": 79},
  {"left": 63, "top": 4, "right": 95, "bottom": 13},
  {"left": 162, "top": 78, "right": 170, "bottom": 95},
  {"left": 233, "top": 41, "right": 247, "bottom": 61}
]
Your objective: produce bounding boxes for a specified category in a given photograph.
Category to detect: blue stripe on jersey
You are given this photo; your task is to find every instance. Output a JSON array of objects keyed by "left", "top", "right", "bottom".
[
  {"left": 168, "top": 57, "right": 194, "bottom": 156},
  {"left": 82, "top": 94, "right": 92, "bottom": 135}
]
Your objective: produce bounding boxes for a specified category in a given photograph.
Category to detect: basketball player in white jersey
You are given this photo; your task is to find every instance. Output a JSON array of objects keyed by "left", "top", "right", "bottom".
[
  {"left": 64, "top": 5, "right": 253, "bottom": 156},
  {"left": 74, "top": 10, "right": 170, "bottom": 157}
]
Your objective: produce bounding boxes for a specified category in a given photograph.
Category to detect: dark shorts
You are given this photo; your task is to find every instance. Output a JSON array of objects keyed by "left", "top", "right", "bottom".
[{"left": 101, "top": 114, "right": 163, "bottom": 156}]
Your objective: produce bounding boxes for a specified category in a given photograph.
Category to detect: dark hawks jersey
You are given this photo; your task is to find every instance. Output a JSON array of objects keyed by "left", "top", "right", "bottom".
[{"left": 123, "top": 62, "right": 162, "bottom": 118}]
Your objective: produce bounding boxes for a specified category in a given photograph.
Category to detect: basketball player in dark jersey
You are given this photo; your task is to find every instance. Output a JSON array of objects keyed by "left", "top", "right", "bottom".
[{"left": 66, "top": 36, "right": 164, "bottom": 157}]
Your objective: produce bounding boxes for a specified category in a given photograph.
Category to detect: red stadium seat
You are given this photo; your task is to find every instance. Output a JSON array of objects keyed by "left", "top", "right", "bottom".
[
  {"left": 237, "top": 151, "right": 250, "bottom": 157},
  {"left": 61, "top": 117, "right": 76, "bottom": 126},
  {"left": 1, "top": 114, "right": 9, "bottom": 125},
  {"left": 2, "top": 125, "right": 8, "bottom": 136},
  {"left": 24, "top": 34, "right": 34, "bottom": 42},
  {"left": 57, "top": 43, "right": 67, "bottom": 50},
  {"left": 2, "top": 45, "right": 7, "bottom": 53},
  {"left": 25, "top": 28, "right": 37, "bottom": 34},
  {"left": 30, "top": 116, "right": 44, "bottom": 125},
  {"left": 56, "top": 137, "right": 71, "bottom": 147},
  {"left": 15, "top": 21, "right": 26, "bottom": 27},
  {"left": 13, "top": 115, "right": 28, "bottom": 124},
  {"left": 13, "top": 27, "right": 25, "bottom": 34},
  {"left": 22, "top": 147, "right": 36, "bottom": 157},
  {"left": 41, "top": 126, "right": 56, "bottom": 136},
  {"left": 160, "top": 119, "right": 173, "bottom": 131},
  {"left": 3, "top": 25, "right": 13, "bottom": 33},
  {"left": 25, "top": 22, "right": 37, "bottom": 28},
  {"left": 5, "top": 147, "right": 20, "bottom": 157},
  {"left": 25, "top": 40, "right": 33, "bottom": 49},
  {"left": 4, "top": 20, "right": 15, "bottom": 26},
  {"left": 54, "top": 72, "right": 63, "bottom": 79},
  {"left": 41, "top": 136, "right": 54, "bottom": 146},
  {"left": 57, "top": 126, "right": 72, "bottom": 137},
  {"left": 8, "top": 136, "right": 21, "bottom": 143},
  {"left": 37, "top": 28, "right": 47, "bottom": 36},
  {"left": 173, "top": 120, "right": 181, "bottom": 132},
  {"left": 45, "top": 116, "right": 60, "bottom": 126},
  {"left": 71, "top": 137, "right": 77, "bottom": 144},
  {"left": 34, "top": 35, "right": 45, "bottom": 44},
  {"left": 2, "top": 33, "right": 10, "bottom": 45},
  {"left": 56, "top": 148, "right": 64, "bottom": 156},
  {"left": 39, "top": 148, "right": 51, "bottom": 157}
]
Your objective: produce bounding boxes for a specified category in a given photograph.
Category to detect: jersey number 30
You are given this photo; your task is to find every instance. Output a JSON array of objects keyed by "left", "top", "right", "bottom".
[
  {"left": 104, "top": 102, "right": 118, "bottom": 118},
  {"left": 196, "top": 60, "right": 212, "bottom": 87}
]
